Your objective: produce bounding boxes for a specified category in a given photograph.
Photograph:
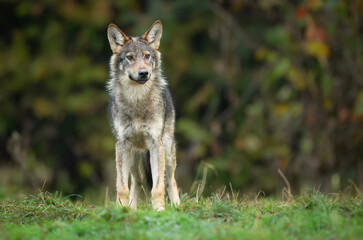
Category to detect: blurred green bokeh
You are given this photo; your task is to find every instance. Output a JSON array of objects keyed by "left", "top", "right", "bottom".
[{"left": 0, "top": 0, "right": 362, "bottom": 201}]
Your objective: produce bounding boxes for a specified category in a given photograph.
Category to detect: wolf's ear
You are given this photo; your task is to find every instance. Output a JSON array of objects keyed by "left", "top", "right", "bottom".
[
  {"left": 107, "top": 24, "right": 129, "bottom": 54},
  {"left": 142, "top": 20, "right": 162, "bottom": 50}
]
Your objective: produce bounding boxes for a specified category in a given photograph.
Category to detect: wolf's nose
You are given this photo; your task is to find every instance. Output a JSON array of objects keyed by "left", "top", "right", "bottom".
[{"left": 138, "top": 70, "right": 149, "bottom": 78}]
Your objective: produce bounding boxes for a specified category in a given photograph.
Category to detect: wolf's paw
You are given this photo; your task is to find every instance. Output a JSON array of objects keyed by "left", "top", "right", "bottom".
[
  {"left": 116, "top": 192, "right": 129, "bottom": 207},
  {"left": 171, "top": 196, "right": 180, "bottom": 207},
  {"left": 152, "top": 199, "right": 165, "bottom": 211},
  {"left": 151, "top": 188, "right": 165, "bottom": 211},
  {"left": 129, "top": 200, "right": 137, "bottom": 210},
  {"left": 167, "top": 184, "right": 180, "bottom": 207},
  {"left": 152, "top": 204, "right": 165, "bottom": 211}
]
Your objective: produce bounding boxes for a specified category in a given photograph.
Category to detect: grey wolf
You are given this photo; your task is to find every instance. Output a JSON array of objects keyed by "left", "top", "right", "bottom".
[{"left": 106, "top": 20, "right": 180, "bottom": 211}]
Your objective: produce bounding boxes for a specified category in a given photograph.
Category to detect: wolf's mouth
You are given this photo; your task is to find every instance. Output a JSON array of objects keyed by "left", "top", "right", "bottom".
[{"left": 129, "top": 75, "right": 148, "bottom": 84}]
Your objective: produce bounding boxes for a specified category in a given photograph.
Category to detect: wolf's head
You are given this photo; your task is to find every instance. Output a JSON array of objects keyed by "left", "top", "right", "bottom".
[{"left": 107, "top": 21, "right": 163, "bottom": 86}]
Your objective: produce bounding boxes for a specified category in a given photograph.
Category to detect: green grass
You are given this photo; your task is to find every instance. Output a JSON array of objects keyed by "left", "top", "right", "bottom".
[{"left": 0, "top": 191, "right": 362, "bottom": 239}]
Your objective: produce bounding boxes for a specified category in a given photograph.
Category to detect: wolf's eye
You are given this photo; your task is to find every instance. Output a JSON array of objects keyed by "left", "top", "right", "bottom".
[
  {"left": 145, "top": 54, "right": 151, "bottom": 60},
  {"left": 126, "top": 55, "right": 133, "bottom": 61}
]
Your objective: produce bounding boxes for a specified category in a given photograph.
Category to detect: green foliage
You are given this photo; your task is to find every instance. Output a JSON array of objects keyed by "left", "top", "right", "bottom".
[
  {"left": 1, "top": 192, "right": 362, "bottom": 239},
  {"left": 0, "top": 0, "right": 363, "bottom": 196}
]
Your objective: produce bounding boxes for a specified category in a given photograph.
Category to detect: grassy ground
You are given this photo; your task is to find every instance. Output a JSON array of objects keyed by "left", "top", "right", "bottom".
[{"left": 0, "top": 191, "right": 362, "bottom": 240}]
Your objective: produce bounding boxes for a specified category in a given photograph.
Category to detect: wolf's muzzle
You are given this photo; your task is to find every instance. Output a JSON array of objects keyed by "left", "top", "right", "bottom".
[
  {"left": 128, "top": 75, "right": 147, "bottom": 84},
  {"left": 138, "top": 69, "right": 149, "bottom": 79},
  {"left": 129, "top": 69, "right": 150, "bottom": 84}
]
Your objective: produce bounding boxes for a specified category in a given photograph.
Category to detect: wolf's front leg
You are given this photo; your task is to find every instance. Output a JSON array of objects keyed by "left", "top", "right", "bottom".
[
  {"left": 147, "top": 138, "right": 165, "bottom": 211},
  {"left": 115, "top": 143, "right": 130, "bottom": 207},
  {"left": 165, "top": 140, "right": 180, "bottom": 206}
]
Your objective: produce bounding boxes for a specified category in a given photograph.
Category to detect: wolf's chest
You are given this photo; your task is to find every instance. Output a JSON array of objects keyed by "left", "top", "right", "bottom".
[
  {"left": 111, "top": 98, "right": 164, "bottom": 146},
  {"left": 124, "top": 117, "right": 162, "bottom": 149}
]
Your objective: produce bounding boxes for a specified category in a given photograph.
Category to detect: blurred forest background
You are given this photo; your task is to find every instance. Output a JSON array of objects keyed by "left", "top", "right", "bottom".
[{"left": 1, "top": 0, "right": 363, "bottom": 202}]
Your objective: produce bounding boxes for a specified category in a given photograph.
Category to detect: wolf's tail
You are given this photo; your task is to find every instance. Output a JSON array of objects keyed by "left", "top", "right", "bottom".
[{"left": 142, "top": 151, "right": 153, "bottom": 190}]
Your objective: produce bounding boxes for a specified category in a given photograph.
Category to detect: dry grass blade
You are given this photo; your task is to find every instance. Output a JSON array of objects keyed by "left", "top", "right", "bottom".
[
  {"left": 104, "top": 186, "right": 109, "bottom": 207},
  {"left": 277, "top": 168, "right": 293, "bottom": 201}
]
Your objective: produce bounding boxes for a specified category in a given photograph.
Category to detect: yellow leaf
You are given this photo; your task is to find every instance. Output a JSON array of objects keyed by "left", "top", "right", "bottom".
[
  {"left": 287, "top": 67, "right": 306, "bottom": 90},
  {"left": 274, "top": 104, "right": 288, "bottom": 116},
  {"left": 308, "top": 0, "right": 323, "bottom": 11},
  {"left": 306, "top": 41, "right": 330, "bottom": 59}
]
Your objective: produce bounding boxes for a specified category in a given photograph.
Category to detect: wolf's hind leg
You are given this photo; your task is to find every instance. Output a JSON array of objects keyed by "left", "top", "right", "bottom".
[
  {"left": 116, "top": 143, "right": 130, "bottom": 207},
  {"left": 165, "top": 139, "right": 180, "bottom": 206},
  {"left": 129, "top": 150, "right": 143, "bottom": 209}
]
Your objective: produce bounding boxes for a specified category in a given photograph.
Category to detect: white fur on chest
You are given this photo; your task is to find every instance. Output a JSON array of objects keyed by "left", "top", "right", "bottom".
[{"left": 114, "top": 113, "right": 163, "bottom": 149}]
